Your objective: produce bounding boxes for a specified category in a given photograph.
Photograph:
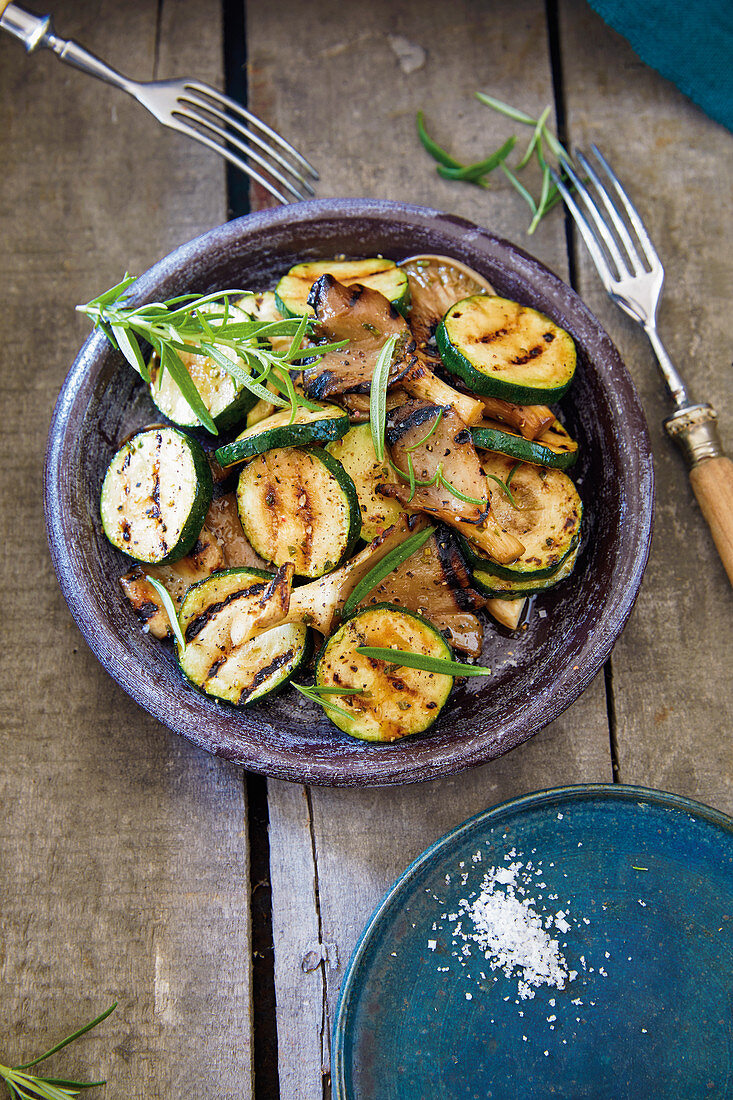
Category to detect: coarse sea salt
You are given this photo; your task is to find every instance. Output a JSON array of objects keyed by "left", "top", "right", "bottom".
[{"left": 448, "top": 861, "right": 576, "bottom": 998}]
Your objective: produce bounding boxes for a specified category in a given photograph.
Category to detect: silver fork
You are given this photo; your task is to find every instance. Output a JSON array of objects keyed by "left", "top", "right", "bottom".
[
  {"left": 0, "top": 2, "right": 318, "bottom": 206},
  {"left": 552, "top": 146, "right": 733, "bottom": 584}
]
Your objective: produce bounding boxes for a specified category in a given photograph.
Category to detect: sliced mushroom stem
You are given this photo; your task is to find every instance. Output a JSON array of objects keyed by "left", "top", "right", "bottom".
[
  {"left": 401, "top": 366, "right": 485, "bottom": 426},
  {"left": 479, "top": 397, "right": 555, "bottom": 440}
]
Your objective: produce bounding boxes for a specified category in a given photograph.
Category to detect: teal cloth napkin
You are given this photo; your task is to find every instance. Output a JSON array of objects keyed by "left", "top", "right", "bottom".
[{"left": 586, "top": 0, "right": 733, "bottom": 132}]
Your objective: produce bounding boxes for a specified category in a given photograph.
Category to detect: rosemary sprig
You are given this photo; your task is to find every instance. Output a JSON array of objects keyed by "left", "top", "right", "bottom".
[
  {"left": 144, "top": 575, "right": 187, "bottom": 652},
  {"left": 355, "top": 647, "right": 492, "bottom": 677},
  {"left": 417, "top": 95, "right": 573, "bottom": 235},
  {"left": 369, "top": 335, "right": 398, "bottom": 463},
  {"left": 78, "top": 280, "right": 346, "bottom": 435},
  {"left": 1, "top": 1004, "right": 117, "bottom": 1099},
  {"left": 341, "top": 525, "right": 434, "bottom": 618}
]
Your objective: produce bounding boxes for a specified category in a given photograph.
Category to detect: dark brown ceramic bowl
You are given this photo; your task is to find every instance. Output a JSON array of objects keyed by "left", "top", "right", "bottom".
[{"left": 44, "top": 200, "right": 653, "bottom": 786}]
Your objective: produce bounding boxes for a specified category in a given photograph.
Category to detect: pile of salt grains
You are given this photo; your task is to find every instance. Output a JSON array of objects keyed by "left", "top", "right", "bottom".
[{"left": 426, "top": 821, "right": 610, "bottom": 1044}]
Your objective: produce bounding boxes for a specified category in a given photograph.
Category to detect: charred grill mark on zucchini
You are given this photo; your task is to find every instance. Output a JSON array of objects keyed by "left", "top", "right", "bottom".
[
  {"left": 437, "top": 295, "right": 577, "bottom": 404},
  {"left": 177, "top": 568, "right": 308, "bottom": 705},
  {"left": 315, "top": 605, "right": 454, "bottom": 741},
  {"left": 184, "top": 580, "right": 267, "bottom": 642},
  {"left": 237, "top": 446, "right": 361, "bottom": 578},
  {"left": 101, "top": 427, "right": 212, "bottom": 565}
]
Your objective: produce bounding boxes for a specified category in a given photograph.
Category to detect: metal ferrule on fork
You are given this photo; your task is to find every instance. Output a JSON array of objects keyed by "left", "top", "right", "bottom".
[{"left": 664, "top": 403, "right": 724, "bottom": 469}]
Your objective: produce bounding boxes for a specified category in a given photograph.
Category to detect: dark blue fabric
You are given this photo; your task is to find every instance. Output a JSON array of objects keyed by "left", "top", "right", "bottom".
[{"left": 586, "top": 0, "right": 733, "bottom": 132}]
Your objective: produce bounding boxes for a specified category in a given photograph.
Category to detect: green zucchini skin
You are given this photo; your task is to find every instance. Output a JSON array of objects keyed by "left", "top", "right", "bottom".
[
  {"left": 275, "top": 258, "right": 411, "bottom": 319},
  {"left": 177, "top": 567, "right": 310, "bottom": 705},
  {"left": 470, "top": 540, "right": 581, "bottom": 598},
  {"left": 236, "top": 445, "right": 362, "bottom": 578},
  {"left": 315, "top": 604, "right": 453, "bottom": 742},
  {"left": 100, "top": 427, "right": 212, "bottom": 565},
  {"left": 471, "top": 418, "right": 578, "bottom": 470},
  {"left": 214, "top": 404, "right": 350, "bottom": 468},
  {"left": 460, "top": 455, "right": 582, "bottom": 581},
  {"left": 436, "top": 294, "right": 576, "bottom": 403}
]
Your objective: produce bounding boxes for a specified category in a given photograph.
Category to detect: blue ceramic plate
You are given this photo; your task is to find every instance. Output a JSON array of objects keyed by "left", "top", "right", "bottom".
[{"left": 332, "top": 785, "right": 733, "bottom": 1099}]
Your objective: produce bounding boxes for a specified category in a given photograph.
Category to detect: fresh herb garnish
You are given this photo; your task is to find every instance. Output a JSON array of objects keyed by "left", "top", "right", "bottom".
[
  {"left": 487, "top": 469, "right": 521, "bottom": 509},
  {"left": 292, "top": 681, "right": 361, "bottom": 719},
  {"left": 417, "top": 95, "right": 572, "bottom": 234},
  {"left": 355, "top": 647, "right": 492, "bottom": 677},
  {"left": 341, "top": 525, "right": 434, "bottom": 618},
  {"left": 145, "top": 575, "right": 187, "bottom": 652},
  {"left": 369, "top": 334, "right": 398, "bottom": 463},
  {"left": 0, "top": 1003, "right": 117, "bottom": 1098},
  {"left": 389, "top": 455, "right": 488, "bottom": 507},
  {"left": 78, "top": 279, "right": 346, "bottom": 435}
]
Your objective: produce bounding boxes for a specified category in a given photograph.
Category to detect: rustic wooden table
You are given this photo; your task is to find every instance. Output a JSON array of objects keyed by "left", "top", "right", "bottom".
[{"left": 1, "top": 1, "right": 731, "bottom": 1097}]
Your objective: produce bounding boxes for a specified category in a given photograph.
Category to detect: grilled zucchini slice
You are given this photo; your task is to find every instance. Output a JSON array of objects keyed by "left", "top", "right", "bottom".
[
  {"left": 275, "top": 258, "right": 410, "bottom": 318},
  {"left": 469, "top": 541, "right": 581, "bottom": 598},
  {"left": 437, "top": 295, "right": 576, "bottom": 403},
  {"left": 178, "top": 568, "right": 308, "bottom": 704},
  {"left": 461, "top": 454, "right": 582, "bottom": 581},
  {"left": 148, "top": 303, "right": 257, "bottom": 431},
  {"left": 215, "top": 404, "right": 349, "bottom": 468},
  {"left": 471, "top": 418, "right": 578, "bottom": 470},
  {"left": 236, "top": 446, "right": 361, "bottom": 577},
  {"left": 326, "top": 422, "right": 407, "bottom": 541},
  {"left": 100, "top": 427, "right": 212, "bottom": 564},
  {"left": 315, "top": 605, "right": 453, "bottom": 741}
]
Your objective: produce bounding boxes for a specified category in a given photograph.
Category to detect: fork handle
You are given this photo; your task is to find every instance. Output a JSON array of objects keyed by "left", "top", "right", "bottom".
[
  {"left": 0, "top": 3, "right": 133, "bottom": 94},
  {"left": 666, "top": 405, "right": 733, "bottom": 584}
]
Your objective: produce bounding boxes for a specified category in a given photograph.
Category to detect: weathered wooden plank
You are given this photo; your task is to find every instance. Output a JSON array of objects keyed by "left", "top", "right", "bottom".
[
  {"left": 248, "top": 1, "right": 614, "bottom": 1094},
  {"left": 0, "top": 2, "right": 254, "bottom": 1096},
  {"left": 559, "top": 0, "right": 733, "bottom": 814}
]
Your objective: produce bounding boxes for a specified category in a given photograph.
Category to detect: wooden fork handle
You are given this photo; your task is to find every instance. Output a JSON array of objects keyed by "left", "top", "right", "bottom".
[{"left": 666, "top": 404, "right": 733, "bottom": 585}]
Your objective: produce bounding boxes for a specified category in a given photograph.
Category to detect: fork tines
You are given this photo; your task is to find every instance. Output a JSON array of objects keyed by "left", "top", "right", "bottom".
[
  {"left": 176, "top": 81, "right": 319, "bottom": 205},
  {"left": 550, "top": 146, "right": 661, "bottom": 290}
]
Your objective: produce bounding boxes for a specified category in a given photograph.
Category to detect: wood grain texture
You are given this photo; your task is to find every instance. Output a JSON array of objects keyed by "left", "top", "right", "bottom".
[
  {"left": 246, "top": 1, "right": 614, "bottom": 1094},
  {"left": 559, "top": 0, "right": 733, "bottom": 814},
  {"left": 0, "top": 2, "right": 253, "bottom": 1096},
  {"left": 688, "top": 456, "right": 733, "bottom": 584}
]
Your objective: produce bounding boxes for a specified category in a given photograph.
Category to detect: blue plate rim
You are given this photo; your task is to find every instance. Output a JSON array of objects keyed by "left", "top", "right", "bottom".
[{"left": 331, "top": 782, "right": 733, "bottom": 1098}]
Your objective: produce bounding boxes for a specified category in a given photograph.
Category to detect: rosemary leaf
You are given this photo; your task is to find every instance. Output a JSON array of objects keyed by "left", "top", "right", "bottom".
[
  {"left": 110, "top": 323, "right": 148, "bottom": 380},
  {"left": 415, "top": 111, "right": 463, "bottom": 169},
  {"left": 474, "top": 92, "right": 535, "bottom": 125},
  {"left": 355, "top": 647, "right": 492, "bottom": 677},
  {"left": 528, "top": 165, "right": 552, "bottom": 234},
  {"left": 436, "top": 136, "right": 517, "bottom": 182},
  {"left": 438, "top": 472, "right": 487, "bottom": 506},
  {"left": 516, "top": 105, "right": 551, "bottom": 170},
  {"left": 487, "top": 472, "right": 521, "bottom": 509},
  {"left": 16, "top": 1006, "right": 117, "bottom": 1072},
  {"left": 370, "top": 335, "right": 398, "bottom": 463},
  {"left": 292, "top": 682, "right": 355, "bottom": 720},
  {"left": 500, "top": 163, "right": 537, "bottom": 214},
  {"left": 341, "top": 526, "right": 434, "bottom": 618},
  {"left": 144, "top": 576, "right": 187, "bottom": 652},
  {"left": 305, "top": 685, "right": 365, "bottom": 695},
  {"left": 405, "top": 408, "right": 444, "bottom": 452},
  {"left": 159, "top": 343, "right": 218, "bottom": 434}
]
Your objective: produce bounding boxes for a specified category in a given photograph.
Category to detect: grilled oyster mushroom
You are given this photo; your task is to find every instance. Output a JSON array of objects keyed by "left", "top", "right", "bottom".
[
  {"left": 303, "top": 275, "right": 484, "bottom": 425},
  {"left": 381, "top": 398, "right": 524, "bottom": 564},
  {"left": 119, "top": 524, "right": 225, "bottom": 639},
  {"left": 356, "top": 526, "right": 486, "bottom": 656},
  {"left": 478, "top": 397, "right": 555, "bottom": 441},
  {"left": 400, "top": 254, "right": 494, "bottom": 351},
  {"left": 302, "top": 275, "right": 413, "bottom": 399}
]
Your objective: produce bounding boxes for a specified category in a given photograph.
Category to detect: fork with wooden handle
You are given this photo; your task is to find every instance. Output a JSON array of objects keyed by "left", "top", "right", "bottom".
[{"left": 552, "top": 147, "right": 733, "bottom": 584}]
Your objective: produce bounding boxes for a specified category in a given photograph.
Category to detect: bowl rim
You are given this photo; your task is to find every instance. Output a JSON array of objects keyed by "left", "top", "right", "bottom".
[{"left": 44, "top": 198, "right": 654, "bottom": 786}]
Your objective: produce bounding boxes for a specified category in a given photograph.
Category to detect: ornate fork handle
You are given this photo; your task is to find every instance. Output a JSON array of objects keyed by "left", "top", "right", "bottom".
[{"left": 0, "top": 3, "right": 134, "bottom": 93}]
